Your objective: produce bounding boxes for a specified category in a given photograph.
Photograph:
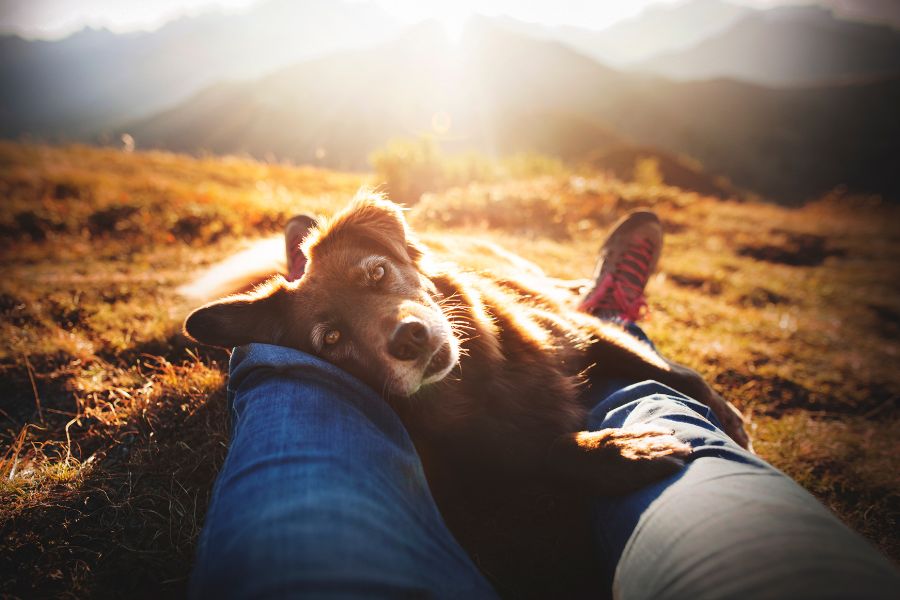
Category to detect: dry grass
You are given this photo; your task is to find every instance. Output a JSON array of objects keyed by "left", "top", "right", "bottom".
[{"left": 1, "top": 142, "right": 898, "bottom": 597}]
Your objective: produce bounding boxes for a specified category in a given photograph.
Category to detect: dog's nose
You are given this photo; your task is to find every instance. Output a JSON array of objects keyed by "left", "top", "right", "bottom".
[{"left": 388, "top": 319, "right": 430, "bottom": 361}]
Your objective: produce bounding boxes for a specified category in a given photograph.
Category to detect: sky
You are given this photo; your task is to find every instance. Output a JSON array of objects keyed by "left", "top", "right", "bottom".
[{"left": 0, "top": 0, "right": 821, "bottom": 39}]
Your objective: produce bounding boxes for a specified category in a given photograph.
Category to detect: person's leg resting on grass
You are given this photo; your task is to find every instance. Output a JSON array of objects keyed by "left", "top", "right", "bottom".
[
  {"left": 191, "top": 213, "right": 898, "bottom": 599},
  {"left": 578, "top": 212, "right": 899, "bottom": 599},
  {"left": 588, "top": 378, "right": 899, "bottom": 600}
]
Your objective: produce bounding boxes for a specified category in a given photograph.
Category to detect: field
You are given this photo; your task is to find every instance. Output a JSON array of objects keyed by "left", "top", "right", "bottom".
[{"left": 1, "top": 142, "right": 898, "bottom": 597}]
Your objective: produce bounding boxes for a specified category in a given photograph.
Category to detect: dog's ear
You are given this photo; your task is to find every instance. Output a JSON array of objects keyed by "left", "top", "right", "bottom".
[
  {"left": 183, "top": 279, "right": 290, "bottom": 349},
  {"left": 306, "top": 192, "right": 424, "bottom": 263}
]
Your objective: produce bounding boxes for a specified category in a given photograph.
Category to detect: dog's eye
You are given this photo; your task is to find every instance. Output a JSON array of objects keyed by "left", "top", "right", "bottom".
[
  {"left": 324, "top": 329, "right": 341, "bottom": 345},
  {"left": 371, "top": 265, "right": 385, "bottom": 283}
]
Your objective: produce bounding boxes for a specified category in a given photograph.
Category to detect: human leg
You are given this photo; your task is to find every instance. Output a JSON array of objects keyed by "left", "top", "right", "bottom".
[
  {"left": 578, "top": 214, "right": 897, "bottom": 598},
  {"left": 189, "top": 343, "right": 495, "bottom": 599},
  {"left": 586, "top": 379, "right": 899, "bottom": 599}
]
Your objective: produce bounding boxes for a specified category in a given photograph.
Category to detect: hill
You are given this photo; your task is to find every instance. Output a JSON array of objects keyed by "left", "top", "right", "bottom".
[
  {"left": 494, "top": 0, "right": 752, "bottom": 66},
  {"left": 821, "top": 0, "right": 900, "bottom": 28},
  {"left": 1, "top": 142, "right": 897, "bottom": 597},
  {"left": 126, "top": 23, "right": 630, "bottom": 166},
  {"left": 126, "top": 20, "right": 900, "bottom": 203},
  {"left": 585, "top": 145, "right": 739, "bottom": 199},
  {"left": 0, "top": 0, "right": 401, "bottom": 138},
  {"left": 639, "top": 5, "right": 900, "bottom": 86}
]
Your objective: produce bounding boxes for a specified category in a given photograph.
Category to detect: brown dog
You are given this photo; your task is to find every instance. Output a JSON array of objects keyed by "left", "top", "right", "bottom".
[{"left": 184, "top": 193, "right": 750, "bottom": 496}]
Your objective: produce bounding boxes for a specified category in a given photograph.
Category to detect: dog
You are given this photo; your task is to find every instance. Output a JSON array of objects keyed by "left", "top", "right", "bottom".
[{"left": 183, "top": 191, "right": 750, "bottom": 498}]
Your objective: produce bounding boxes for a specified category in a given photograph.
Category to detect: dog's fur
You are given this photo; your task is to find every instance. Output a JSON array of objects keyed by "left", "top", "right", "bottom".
[{"left": 184, "top": 192, "right": 750, "bottom": 496}]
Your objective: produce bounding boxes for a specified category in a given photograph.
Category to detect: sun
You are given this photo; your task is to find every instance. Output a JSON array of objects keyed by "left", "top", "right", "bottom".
[{"left": 434, "top": 6, "right": 470, "bottom": 43}]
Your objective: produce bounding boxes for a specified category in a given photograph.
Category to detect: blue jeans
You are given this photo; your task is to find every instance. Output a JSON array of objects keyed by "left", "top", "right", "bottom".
[{"left": 190, "top": 338, "right": 899, "bottom": 599}]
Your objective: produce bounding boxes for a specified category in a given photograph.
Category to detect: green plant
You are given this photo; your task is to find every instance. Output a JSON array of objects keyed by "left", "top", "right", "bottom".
[
  {"left": 370, "top": 137, "right": 568, "bottom": 205},
  {"left": 370, "top": 136, "right": 444, "bottom": 205}
]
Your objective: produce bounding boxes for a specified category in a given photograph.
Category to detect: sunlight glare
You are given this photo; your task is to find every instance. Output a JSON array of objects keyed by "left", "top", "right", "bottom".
[
  {"left": 435, "top": 7, "right": 469, "bottom": 43},
  {"left": 431, "top": 111, "right": 452, "bottom": 135}
]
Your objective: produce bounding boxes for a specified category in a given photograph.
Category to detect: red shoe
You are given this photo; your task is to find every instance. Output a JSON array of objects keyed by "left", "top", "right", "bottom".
[
  {"left": 578, "top": 211, "right": 663, "bottom": 322},
  {"left": 284, "top": 214, "right": 317, "bottom": 281}
]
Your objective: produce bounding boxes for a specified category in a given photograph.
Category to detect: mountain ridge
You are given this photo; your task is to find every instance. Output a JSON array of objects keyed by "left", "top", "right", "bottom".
[
  {"left": 124, "top": 20, "right": 900, "bottom": 203},
  {"left": 639, "top": 5, "right": 900, "bottom": 86},
  {"left": 0, "top": 0, "right": 402, "bottom": 137}
]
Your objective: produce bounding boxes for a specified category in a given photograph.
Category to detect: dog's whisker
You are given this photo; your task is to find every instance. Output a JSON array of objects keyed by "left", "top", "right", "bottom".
[
  {"left": 436, "top": 292, "right": 461, "bottom": 305},
  {"left": 447, "top": 313, "right": 473, "bottom": 320},
  {"left": 438, "top": 299, "right": 467, "bottom": 309},
  {"left": 446, "top": 315, "right": 475, "bottom": 326},
  {"left": 445, "top": 313, "right": 473, "bottom": 321}
]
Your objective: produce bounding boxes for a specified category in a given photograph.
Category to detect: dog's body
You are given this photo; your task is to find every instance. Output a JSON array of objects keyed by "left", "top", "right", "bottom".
[{"left": 184, "top": 193, "right": 750, "bottom": 499}]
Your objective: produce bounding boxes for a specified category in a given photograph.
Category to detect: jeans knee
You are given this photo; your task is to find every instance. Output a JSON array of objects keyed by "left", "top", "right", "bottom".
[
  {"left": 628, "top": 393, "right": 716, "bottom": 425},
  {"left": 192, "top": 489, "right": 433, "bottom": 598},
  {"left": 590, "top": 381, "right": 700, "bottom": 427}
]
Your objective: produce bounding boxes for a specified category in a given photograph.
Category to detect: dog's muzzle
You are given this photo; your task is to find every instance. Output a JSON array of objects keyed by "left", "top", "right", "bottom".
[{"left": 388, "top": 317, "right": 430, "bottom": 361}]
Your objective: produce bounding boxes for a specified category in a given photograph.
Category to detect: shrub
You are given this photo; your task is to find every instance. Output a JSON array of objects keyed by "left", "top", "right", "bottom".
[
  {"left": 370, "top": 136, "right": 567, "bottom": 205},
  {"left": 634, "top": 156, "right": 664, "bottom": 187},
  {"left": 370, "top": 137, "right": 444, "bottom": 205}
]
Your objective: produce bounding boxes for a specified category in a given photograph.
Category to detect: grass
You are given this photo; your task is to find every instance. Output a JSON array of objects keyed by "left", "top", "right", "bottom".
[{"left": 1, "top": 142, "right": 898, "bottom": 597}]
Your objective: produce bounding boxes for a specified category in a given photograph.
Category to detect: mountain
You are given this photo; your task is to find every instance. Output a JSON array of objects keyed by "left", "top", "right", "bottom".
[
  {"left": 494, "top": 0, "right": 752, "bottom": 66},
  {"left": 822, "top": 0, "right": 900, "bottom": 28},
  {"left": 127, "top": 20, "right": 900, "bottom": 203},
  {"left": 639, "top": 6, "right": 900, "bottom": 86},
  {"left": 0, "top": 0, "right": 401, "bottom": 138},
  {"left": 586, "top": 145, "right": 739, "bottom": 199},
  {"left": 127, "top": 22, "right": 630, "bottom": 168}
]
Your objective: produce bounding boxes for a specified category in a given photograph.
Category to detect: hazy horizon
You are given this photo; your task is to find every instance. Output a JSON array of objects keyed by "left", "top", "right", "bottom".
[{"left": 0, "top": 0, "right": 853, "bottom": 40}]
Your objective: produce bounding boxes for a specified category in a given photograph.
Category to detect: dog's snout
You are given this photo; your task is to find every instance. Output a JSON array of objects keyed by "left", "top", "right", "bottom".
[{"left": 388, "top": 318, "right": 430, "bottom": 361}]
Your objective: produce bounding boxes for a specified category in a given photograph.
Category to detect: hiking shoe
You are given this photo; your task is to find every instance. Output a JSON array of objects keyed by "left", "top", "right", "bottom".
[
  {"left": 578, "top": 211, "right": 663, "bottom": 322},
  {"left": 284, "top": 214, "right": 317, "bottom": 281}
]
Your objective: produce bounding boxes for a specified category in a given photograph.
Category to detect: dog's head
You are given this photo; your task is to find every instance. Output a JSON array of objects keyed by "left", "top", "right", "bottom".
[{"left": 183, "top": 193, "right": 460, "bottom": 397}]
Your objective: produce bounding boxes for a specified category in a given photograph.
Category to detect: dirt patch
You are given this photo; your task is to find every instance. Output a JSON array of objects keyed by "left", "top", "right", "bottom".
[
  {"left": 48, "top": 298, "right": 88, "bottom": 329},
  {"left": 740, "top": 287, "right": 792, "bottom": 308},
  {"left": 172, "top": 214, "right": 209, "bottom": 242},
  {"left": 737, "top": 233, "right": 845, "bottom": 267},
  {"left": 668, "top": 273, "right": 723, "bottom": 295},
  {"left": 0, "top": 293, "right": 42, "bottom": 328},
  {"left": 716, "top": 369, "right": 895, "bottom": 417},
  {"left": 1, "top": 211, "right": 67, "bottom": 242},
  {"left": 717, "top": 370, "right": 816, "bottom": 415},
  {"left": 52, "top": 181, "right": 90, "bottom": 201},
  {"left": 87, "top": 206, "right": 141, "bottom": 237},
  {"left": 660, "top": 219, "right": 688, "bottom": 234},
  {"left": 870, "top": 304, "right": 900, "bottom": 339}
]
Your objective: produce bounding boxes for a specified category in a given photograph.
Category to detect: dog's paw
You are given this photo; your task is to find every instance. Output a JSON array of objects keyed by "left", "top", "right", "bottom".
[
  {"left": 566, "top": 425, "right": 691, "bottom": 495},
  {"left": 586, "top": 424, "right": 693, "bottom": 460}
]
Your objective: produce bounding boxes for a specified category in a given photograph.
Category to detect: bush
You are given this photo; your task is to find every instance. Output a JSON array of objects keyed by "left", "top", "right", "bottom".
[
  {"left": 633, "top": 156, "right": 663, "bottom": 187},
  {"left": 370, "top": 136, "right": 566, "bottom": 205},
  {"left": 370, "top": 137, "right": 444, "bottom": 205}
]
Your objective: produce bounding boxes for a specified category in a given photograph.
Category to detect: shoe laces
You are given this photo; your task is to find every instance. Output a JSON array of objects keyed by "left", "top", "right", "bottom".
[{"left": 580, "top": 237, "right": 655, "bottom": 322}]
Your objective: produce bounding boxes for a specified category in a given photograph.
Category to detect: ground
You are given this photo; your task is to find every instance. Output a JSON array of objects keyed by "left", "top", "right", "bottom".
[{"left": 1, "top": 142, "right": 897, "bottom": 598}]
